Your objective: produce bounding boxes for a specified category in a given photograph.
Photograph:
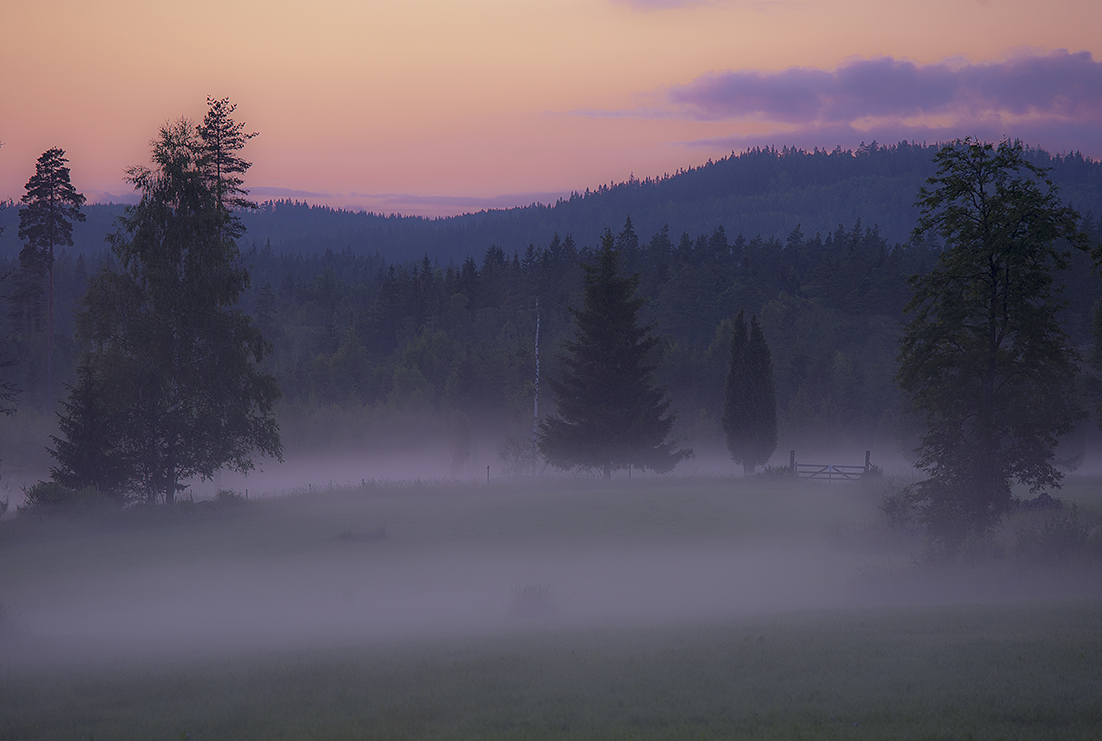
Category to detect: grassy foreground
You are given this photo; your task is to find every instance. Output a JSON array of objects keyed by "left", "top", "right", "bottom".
[
  {"left": 1, "top": 476, "right": 1101, "bottom": 740},
  {"left": 3, "top": 601, "right": 1101, "bottom": 740}
]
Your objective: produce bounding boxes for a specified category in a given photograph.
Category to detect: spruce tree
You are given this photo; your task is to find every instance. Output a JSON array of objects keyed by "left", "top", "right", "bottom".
[
  {"left": 539, "top": 230, "right": 691, "bottom": 478},
  {"left": 721, "top": 310, "right": 778, "bottom": 475},
  {"left": 17, "top": 148, "right": 85, "bottom": 405}
]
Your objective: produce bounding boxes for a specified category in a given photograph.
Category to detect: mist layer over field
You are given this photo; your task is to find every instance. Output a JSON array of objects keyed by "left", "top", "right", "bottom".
[{"left": 4, "top": 474, "right": 1101, "bottom": 663}]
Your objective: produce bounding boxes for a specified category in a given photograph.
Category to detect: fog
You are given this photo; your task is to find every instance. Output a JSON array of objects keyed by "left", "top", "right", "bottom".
[{"left": 4, "top": 453, "right": 1100, "bottom": 669}]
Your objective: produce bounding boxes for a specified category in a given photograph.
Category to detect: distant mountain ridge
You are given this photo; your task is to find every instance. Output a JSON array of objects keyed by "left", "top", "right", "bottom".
[{"left": 2, "top": 142, "right": 1099, "bottom": 263}]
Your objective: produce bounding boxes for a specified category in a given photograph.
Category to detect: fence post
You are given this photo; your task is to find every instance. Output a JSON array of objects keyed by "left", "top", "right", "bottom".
[
  {"left": 864, "top": 450, "right": 871, "bottom": 474},
  {"left": 789, "top": 450, "right": 796, "bottom": 471}
]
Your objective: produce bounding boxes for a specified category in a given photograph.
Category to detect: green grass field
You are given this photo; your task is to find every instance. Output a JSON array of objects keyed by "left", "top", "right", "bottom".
[{"left": 2, "top": 476, "right": 1101, "bottom": 740}]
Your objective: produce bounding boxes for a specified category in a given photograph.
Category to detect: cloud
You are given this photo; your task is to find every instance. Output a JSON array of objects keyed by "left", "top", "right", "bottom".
[
  {"left": 667, "top": 50, "right": 1102, "bottom": 123},
  {"left": 594, "top": 50, "right": 1102, "bottom": 156}
]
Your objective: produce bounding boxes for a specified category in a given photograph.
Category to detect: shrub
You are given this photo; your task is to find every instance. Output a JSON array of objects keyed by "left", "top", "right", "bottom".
[
  {"left": 214, "top": 489, "right": 245, "bottom": 505},
  {"left": 1014, "top": 505, "right": 1099, "bottom": 563},
  {"left": 17, "top": 482, "right": 117, "bottom": 516}
]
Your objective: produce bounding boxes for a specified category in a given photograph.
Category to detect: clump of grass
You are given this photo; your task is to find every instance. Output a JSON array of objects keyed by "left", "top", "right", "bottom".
[
  {"left": 510, "top": 582, "right": 560, "bottom": 619},
  {"left": 335, "top": 525, "right": 387, "bottom": 543},
  {"left": 755, "top": 464, "right": 795, "bottom": 478}
]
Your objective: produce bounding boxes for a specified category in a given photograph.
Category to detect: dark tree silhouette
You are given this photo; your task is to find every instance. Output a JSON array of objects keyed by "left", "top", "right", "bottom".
[
  {"left": 49, "top": 364, "right": 131, "bottom": 499},
  {"left": 897, "top": 139, "right": 1090, "bottom": 555},
  {"left": 198, "top": 95, "right": 258, "bottom": 236},
  {"left": 55, "top": 108, "right": 281, "bottom": 504},
  {"left": 17, "top": 147, "right": 85, "bottom": 403},
  {"left": 539, "top": 230, "right": 691, "bottom": 478},
  {"left": 722, "top": 310, "right": 777, "bottom": 475},
  {"left": 0, "top": 171, "right": 16, "bottom": 416}
]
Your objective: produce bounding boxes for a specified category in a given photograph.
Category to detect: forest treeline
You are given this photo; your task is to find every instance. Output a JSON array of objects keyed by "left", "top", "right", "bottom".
[
  {"left": 6, "top": 210, "right": 1100, "bottom": 459},
  {"left": 3, "top": 141, "right": 1102, "bottom": 466}
]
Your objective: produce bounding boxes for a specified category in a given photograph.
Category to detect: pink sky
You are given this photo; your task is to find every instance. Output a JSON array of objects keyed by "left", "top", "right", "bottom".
[{"left": 2, "top": 0, "right": 1100, "bottom": 217}]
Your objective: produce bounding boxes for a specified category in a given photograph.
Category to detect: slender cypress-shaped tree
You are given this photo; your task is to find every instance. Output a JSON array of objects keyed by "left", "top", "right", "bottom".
[
  {"left": 721, "top": 311, "right": 778, "bottom": 475},
  {"left": 17, "top": 148, "right": 85, "bottom": 405},
  {"left": 539, "top": 230, "right": 691, "bottom": 478}
]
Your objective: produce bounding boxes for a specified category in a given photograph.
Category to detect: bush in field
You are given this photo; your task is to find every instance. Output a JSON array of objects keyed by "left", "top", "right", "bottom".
[
  {"left": 17, "top": 482, "right": 117, "bottom": 516},
  {"left": 1013, "top": 506, "right": 1101, "bottom": 563},
  {"left": 213, "top": 489, "right": 246, "bottom": 506}
]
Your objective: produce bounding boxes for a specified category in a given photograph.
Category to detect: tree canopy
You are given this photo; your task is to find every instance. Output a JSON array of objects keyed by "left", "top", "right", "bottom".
[
  {"left": 538, "top": 228, "right": 692, "bottom": 478},
  {"left": 52, "top": 102, "right": 281, "bottom": 504},
  {"left": 896, "top": 138, "right": 1091, "bottom": 554}
]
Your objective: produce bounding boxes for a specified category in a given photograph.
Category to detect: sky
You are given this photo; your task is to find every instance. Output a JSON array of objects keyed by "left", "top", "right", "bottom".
[{"left": 2, "top": 0, "right": 1100, "bottom": 217}]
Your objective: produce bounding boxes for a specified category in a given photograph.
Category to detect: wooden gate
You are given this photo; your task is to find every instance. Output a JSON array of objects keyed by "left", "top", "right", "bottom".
[{"left": 789, "top": 450, "right": 872, "bottom": 481}]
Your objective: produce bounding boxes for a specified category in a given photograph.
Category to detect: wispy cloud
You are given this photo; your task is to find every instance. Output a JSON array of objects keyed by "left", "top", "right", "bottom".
[{"left": 584, "top": 50, "right": 1102, "bottom": 155}]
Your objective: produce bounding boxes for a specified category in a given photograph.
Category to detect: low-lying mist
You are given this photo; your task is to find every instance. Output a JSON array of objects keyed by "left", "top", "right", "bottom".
[{"left": 3, "top": 459, "right": 1101, "bottom": 668}]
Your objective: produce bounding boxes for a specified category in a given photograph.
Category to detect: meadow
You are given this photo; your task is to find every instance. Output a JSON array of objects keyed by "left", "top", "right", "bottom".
[{"left": 1, "top": 474, "right": 1100, "bottom": 740}]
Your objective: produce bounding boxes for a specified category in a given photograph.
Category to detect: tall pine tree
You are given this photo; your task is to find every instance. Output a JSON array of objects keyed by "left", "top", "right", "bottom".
[
  {"left": 17, "top": 148, "right": 85, "bottom": 405},
  {"left": 539, "top": 230, "right": 691, "bottom": 478},
  {"left": 721, "top": 310, "right": 778, "bottom": 475}
]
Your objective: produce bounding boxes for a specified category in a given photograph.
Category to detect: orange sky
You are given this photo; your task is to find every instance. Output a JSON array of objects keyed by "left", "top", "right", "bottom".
[{"left": 2, "top": 0, "right": 1100, "bottom": 216}]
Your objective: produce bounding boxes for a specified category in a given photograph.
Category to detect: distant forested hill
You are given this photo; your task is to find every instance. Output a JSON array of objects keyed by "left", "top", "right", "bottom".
[{"left": 3, "top": 142, "right": 1099, "bottom": 263}]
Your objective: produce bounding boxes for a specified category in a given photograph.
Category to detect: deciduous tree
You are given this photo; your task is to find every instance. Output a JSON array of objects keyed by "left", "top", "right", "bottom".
[
  {"left": 896, "top": 138, "right": 1089, "bottom": 555},
  {"left": 52, "top": 102, "right": 281, "bottom": 503},
  {"left": 539, "top": 230, "right": 691, "bottom": 478}
]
